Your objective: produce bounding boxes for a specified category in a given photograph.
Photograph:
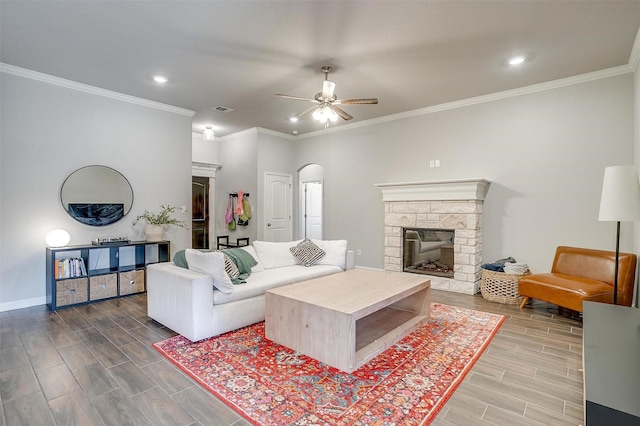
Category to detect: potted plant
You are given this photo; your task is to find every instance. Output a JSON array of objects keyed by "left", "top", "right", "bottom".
[{"left": 133, "top": 205, "right": 187, "bottom": 241}]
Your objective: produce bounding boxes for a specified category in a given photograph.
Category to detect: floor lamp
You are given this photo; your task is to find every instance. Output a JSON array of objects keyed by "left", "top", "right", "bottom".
[{"left": 598, "top": 165, "right": 640, "bottom": 304}]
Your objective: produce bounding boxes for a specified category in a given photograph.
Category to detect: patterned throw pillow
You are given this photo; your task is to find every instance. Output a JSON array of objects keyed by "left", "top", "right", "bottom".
[
  {"left": 290, "top": 238, "right": 326, "bottom": 267},
  {"left": 217, "top": 251, "right": 240, "bottom": 278}
]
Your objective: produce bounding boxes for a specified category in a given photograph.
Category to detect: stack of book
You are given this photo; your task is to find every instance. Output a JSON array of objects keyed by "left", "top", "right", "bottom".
[{"left": 55, "top": 257, "right": 87, "bottom": 279}]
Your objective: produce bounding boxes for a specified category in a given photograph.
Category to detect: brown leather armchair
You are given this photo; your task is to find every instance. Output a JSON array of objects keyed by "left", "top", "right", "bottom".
[{"left": 518, "top": 246, "right": 637, "bottom": 312}]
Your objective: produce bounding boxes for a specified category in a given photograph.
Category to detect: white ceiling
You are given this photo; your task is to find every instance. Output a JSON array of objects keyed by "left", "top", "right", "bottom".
[{"left": 2, "top": 1, "right": 640, "bottom": 138}]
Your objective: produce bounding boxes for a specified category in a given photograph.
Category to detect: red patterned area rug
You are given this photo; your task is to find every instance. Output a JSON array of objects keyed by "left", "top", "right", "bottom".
[{"left": 153, "top": 303, "right": 504, "bottom": 425}]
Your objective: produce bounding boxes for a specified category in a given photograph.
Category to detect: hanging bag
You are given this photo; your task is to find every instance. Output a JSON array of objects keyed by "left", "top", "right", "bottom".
[
  {"left": 238, "top": 196, "right": 252, "bottom": 226},
  {"left": 225, "top": 195, "right": 233, "bottom": 225},
  {"left": 234, "top": 190, "right": 244, "bottom": 216}
]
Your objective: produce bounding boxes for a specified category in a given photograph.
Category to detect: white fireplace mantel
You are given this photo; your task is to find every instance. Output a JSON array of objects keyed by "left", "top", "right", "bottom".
[{"left": 375, "top": 178, "right": 491, "bottom": 202}]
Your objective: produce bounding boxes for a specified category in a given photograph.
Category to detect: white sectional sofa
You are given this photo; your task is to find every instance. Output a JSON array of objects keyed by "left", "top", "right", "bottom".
[{"left": 147, "top": 239, "right": 355, "bottom": 341}]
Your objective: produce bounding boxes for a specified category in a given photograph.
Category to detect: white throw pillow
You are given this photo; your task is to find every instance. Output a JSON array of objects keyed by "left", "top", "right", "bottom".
[
  {"left": 185, "top": 249, "right": 234, "bottom": 294},
  {"left": 252, "top": 240, "right": 301, "bottom": 269},
  {"left": 239, "top": 245, "right": 264, "bottom": 272},
  {"left": 312, "top": 239, "right": 348, "bottom": 270}
]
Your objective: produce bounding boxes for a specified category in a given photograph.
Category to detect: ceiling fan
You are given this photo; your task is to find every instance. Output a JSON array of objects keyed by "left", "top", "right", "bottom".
[{"left": 276, "top": 66, "right": 378, "bottom": 124}]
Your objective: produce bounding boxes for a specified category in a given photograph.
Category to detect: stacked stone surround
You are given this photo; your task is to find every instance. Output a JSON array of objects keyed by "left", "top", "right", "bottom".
[{"left": 376, "top": 179, "right": 490, "bottom": 295}]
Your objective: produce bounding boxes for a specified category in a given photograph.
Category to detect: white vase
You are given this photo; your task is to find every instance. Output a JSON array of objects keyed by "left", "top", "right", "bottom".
[{"left": 144, "top": 224, "right": 164, "bottom": 242}]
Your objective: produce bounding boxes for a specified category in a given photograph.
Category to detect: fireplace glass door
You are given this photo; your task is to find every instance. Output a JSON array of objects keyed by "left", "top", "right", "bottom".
[{"left": 403, "top": 228, "right": 454, "bottom": 278}]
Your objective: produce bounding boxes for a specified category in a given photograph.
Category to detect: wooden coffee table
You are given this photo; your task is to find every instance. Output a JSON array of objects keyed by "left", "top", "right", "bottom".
[{"left": 265, "top": 269, "right": 430, "bottom": 373}]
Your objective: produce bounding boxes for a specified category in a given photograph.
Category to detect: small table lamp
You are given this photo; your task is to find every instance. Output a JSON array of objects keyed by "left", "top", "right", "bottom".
[
  {"left": 45, "top": 229, "right": 71, "bottom": 247},
  {"left": 598, "top": 165, "right": 640, "bottom": 304}
]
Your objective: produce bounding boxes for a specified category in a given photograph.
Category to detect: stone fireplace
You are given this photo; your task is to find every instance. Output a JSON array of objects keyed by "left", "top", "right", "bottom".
[{"left": 375, "top": 179, "right": 491, "bottom": 294}]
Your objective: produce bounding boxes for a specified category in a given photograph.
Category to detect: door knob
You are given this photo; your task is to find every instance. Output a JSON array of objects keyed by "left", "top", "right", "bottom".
[{"left": 267, "top": 223, "right": 271, "bottom": 227}]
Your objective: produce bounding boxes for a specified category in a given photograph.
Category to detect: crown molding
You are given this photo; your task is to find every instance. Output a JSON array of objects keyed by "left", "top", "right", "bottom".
[
  {"left": 222, "top": 62, "right": 635, "bottom": 142},
  {"left": 296, "top": 64, "right": 633, "bottom": 140},
  {"left": 216, "top": 127, "right": 296, "bottom": 142},
  {"left": 629, "top": 26, "right": 640, "bottom": 71},
  {"left": 0, "top": 63, "right": 195, "bottom": 117}
]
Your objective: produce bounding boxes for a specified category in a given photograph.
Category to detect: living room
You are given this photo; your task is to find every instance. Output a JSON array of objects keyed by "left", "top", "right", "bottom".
[
  {"left": 3, "top": 52, "right": 638, "bottom": 311},
  {"left": 1, "top": 1, "right": 640, "bottom": 424}
]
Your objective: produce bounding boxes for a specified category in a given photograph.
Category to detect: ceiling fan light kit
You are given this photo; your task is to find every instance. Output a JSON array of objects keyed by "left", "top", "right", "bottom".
[
  {"left": 312, "top": 105, "right": 338, "bottom": 124},
  {"left": 276, "top": 66, "right": 378, "bottom": 127}
]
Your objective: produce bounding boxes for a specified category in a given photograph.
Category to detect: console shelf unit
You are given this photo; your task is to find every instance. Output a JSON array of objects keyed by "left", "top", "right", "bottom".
[{"left": 46, "top": 240, "right": 170, "bottom": 310}]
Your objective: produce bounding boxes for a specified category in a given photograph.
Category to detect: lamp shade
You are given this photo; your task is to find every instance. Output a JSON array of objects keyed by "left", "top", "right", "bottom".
[
  {"left": 598, "top": 165, "right": 640, "bottom": 222},
  {"left": 45, "top": 229, "right": 71, "bottom": 247}
]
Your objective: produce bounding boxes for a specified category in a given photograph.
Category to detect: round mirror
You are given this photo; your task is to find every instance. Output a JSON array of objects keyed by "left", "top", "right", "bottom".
[{"left": 60, "top": 165, "right": 134, "bottom": 226}]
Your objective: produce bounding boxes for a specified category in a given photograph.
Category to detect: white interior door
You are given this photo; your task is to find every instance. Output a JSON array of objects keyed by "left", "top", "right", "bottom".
[
  {"left": 264, "top": 172, "right": 292, "bottom": 242},
  {"left": 304, "top": 181, "right": 323, "bottom": 239}
]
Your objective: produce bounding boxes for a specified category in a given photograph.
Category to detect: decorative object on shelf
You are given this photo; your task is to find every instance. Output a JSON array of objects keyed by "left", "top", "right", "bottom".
[
  {"left": 598, "top": 165, "right": 640, "bottom": 304},
  {"left": 133, "top": 205, "right": 187, "bottom": 242},
  {"left": 45, "top": 229, "right": 71, "bottom": 247},
  {"left": 203, "top": 125, "right": 215, "bottom": 141},
  {"left": 92, "top": 237, "right": 131, "bottom": 245}
]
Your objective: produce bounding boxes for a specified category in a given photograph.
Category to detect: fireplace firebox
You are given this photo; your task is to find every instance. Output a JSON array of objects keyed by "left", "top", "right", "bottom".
[{"left": 403, "top": 228, "right": 455, "bottom": 278}]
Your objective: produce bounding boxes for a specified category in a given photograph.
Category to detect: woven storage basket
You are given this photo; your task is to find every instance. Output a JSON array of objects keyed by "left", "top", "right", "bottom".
[{"left": 480, "top": 269, "right": 530, "bottom": 304}]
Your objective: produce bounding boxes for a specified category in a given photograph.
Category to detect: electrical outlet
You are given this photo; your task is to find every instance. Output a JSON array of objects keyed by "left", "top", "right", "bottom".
[
  {"left": 357, "top": 249, "right": 362, "bottom": 256},
  {"left": 429, "top": 160, "right": 435, "bottom": 168},
  {"left": 435, "top": 159, "right": 440, "bottom": 167}
]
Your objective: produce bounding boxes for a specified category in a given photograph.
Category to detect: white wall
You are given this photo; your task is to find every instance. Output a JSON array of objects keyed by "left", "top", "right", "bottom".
[
  {"left": 295, "top": 74, "right": 635, "bottom": 274},
  {"left": 212, "top": 129, "right": 296, "bottom": 243},
  {"left": 256, "top": 131, "right": 296, "bottom": 241},
  {"left": 215, "top": 130, "right": 259, "bottom": 242},
  {"left": 0, "top": 71, "right": 193, "bottom": 310},
  {"left": 192, "top": 132, "right": 220, "bottom": 165}
]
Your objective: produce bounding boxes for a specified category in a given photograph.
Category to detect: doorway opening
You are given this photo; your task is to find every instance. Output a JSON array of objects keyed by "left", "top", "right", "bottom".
[
  {"left": 298, "top": 164, "right": 324, "bottom": 240},
  {"left": 192, "top": 177, "right": 209, "bottom": 248}
]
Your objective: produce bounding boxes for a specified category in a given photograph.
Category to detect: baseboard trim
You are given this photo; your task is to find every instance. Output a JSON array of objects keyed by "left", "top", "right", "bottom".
[{"left": 0, "top": 296, "right": 47, "bottom": 313}]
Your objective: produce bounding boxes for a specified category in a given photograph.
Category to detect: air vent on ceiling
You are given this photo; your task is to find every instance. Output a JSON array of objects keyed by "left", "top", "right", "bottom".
[{"left": 212, "top": 105, "right": 234, "bottom": 113}]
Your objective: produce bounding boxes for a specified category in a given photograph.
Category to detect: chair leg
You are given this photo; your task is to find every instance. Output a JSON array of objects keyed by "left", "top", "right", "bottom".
[{"left": 519, "top": 297, "right": 530, "bottom": 309}]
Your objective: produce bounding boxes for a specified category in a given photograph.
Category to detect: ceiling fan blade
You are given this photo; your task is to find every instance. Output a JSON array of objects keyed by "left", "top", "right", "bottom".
[
  {"left": 293, "top": 105, "right": 319, "bottom": 120},
  {"left": 334, "top": 98, "right": 379, "bottom": 105},
  {"left": 275, "top": 94, "right": 319, "bottom": 103},
  {"left": 322, "top": 80, "right": 336, "bottom": 100},
  {"left": 331, "top": 105, "right": 353, "bottom": 121}
]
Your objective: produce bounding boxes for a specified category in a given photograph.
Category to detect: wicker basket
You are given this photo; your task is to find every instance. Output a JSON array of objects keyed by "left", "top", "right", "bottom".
[{"left": 480, "top": 269, "right": 530, "bottom": 304}]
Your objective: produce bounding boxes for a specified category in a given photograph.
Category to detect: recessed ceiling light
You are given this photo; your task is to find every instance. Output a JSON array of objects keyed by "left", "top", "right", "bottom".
[
  {"left": 508, "top": 56, "right": 526, "bottom": 66},
  {"left": 153, "top": 75, "right": 168, "bottom": 83},
  {"left": 289, "top": 117, "right": 299, "bottom": 122}
]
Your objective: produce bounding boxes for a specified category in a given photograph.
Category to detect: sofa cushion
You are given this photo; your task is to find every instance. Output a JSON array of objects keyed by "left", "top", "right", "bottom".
[
  {"left": 212, "top": 264, "right": 343, "bottom": 305},
  {"left": 252, "top": 240, "right": 302, "bottom": 269},
  {"left": 290, "top": 238, "right": 326, "bottom": 266},
  {"left": 312, "top": 239, "right": 348, "bottom": 270},
  {"left": 185, "top": 249, "right": 234, "bottom": 294}
]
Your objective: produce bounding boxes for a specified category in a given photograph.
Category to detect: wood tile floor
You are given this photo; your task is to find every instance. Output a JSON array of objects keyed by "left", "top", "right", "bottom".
[{"left": 0, "top": 290, "right": 583, "bottom": 425}]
